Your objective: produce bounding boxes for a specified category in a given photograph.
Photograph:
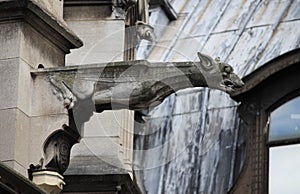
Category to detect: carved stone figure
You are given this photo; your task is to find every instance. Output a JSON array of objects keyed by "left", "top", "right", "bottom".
[
  {"left": 136, "top": 21, "right": 155, "bottom": 41},
  {"left": 30, "top": 52, "right": 244, "bottom": 175},
  {"left": 41, "top": 52, "right": 244, "bottom": 112}
]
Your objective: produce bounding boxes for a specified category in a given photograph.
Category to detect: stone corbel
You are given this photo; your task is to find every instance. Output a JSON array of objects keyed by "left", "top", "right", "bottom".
[{"left": 113, "top": 0, "right": 138, "bottom": 19}]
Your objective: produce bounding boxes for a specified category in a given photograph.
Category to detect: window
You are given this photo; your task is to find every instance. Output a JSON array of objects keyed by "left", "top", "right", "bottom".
[
  {"left": 269, "top": 96, "right": 300, "bottom": 144},
  {"left": 268, "top": 97, "right": 300, "bottom": 194},
  {"left": 230, "top": 49, "right": 300, "bottom": 194}
]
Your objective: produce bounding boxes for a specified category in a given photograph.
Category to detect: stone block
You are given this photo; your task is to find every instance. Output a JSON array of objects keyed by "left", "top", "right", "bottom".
[
  {"left": 17, "top": 59, "right": 33, "bottom": 115},
  {"left": 0, "top": 58, "right": 19, "bottom": 110},
  {"left": 84, "top": 112, "right": 121, "bottom": 137},
  {"left": 0, "top": 22, "right": 20, "bottom": 60},
  {"left": 64, "top": 5, "right": 113, "bottom": 20},
  {"left": 14, "top": 109, "right": 31, "bottom": 168},
  {"left": 29, "top": 114, "right": 68, "bottom": 164},
  {"left": 65, "top": 20, "right": 125, "bottom": 65},
  {"left": 0, "top": 108, "right": 31, "bottom": 175},
  {"left": 20, "top": 22, "right": 65, "bottom": 69},
  {"left": 84, "top": 110, "right": 133, "bottom": 137},
  {"left": 0, "top": 109, "right": 17, "bottom": 161},
  {"left": 31, "top": 74, "right": 67, "bottom": 117},
  {"left": 70, "top": 137, "right": 120, "bottom": 158},
  {"left": 65, "top": 155, "right": 128, "bottom": 175},
  {"left": 32, "top": 0, "right": 64, "bottom": 20},
  {"left": 2, "top": 160, "right": 28, "bottom": 177}
]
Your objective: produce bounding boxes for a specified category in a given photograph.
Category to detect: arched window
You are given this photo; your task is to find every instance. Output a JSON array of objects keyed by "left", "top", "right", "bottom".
[
  {"left": 269, "top": 96, "right": 300, "bottom": 144},
  {"left": 230, "top": 49, "right": 300, "bottom": 194}
]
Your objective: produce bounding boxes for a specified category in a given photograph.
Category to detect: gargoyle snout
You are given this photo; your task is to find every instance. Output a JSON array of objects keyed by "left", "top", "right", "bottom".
[{"left": 231, "top": 73, "right": 244, "bottom": 88}]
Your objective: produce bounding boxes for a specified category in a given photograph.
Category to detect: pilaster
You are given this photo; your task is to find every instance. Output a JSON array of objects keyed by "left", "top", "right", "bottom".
[{"left": 0, "top": 0, "right": 82, "bottom": 176}]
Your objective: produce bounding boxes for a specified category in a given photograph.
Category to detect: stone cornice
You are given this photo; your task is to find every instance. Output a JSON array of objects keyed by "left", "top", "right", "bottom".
[
  {"left": 64, "top": 0, "right": 113, "bottom": 6},
  {"left": 0, "top": 0, "right": 83, "bottom": 53}
]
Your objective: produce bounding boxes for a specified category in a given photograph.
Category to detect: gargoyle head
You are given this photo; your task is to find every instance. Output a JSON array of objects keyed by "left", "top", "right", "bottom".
[
  {"left": 136, "top": 21, "right": 155, "bottom": 42},
  {"left": 197, "top": 52, "right": 244, "bottom": 92}
]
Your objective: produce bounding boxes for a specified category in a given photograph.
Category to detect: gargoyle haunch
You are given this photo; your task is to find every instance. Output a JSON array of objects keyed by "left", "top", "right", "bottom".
[{"left": 46, "top": 52, "right": 244, "bottom": 112}]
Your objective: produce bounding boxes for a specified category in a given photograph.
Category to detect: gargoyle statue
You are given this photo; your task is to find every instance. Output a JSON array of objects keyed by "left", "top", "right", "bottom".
[{"left": 46, "top": 52, "right": 244, "bottom": 112}]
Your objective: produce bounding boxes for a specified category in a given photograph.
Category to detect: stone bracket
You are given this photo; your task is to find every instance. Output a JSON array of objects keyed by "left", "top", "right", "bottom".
[{"left": 29, "top": 124, "right": 81, "bottom": 176}]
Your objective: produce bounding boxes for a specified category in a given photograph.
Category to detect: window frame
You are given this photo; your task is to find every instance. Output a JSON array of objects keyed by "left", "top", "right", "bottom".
[{"left": 229, "top": 49, "right": 300, "bottom": 194}]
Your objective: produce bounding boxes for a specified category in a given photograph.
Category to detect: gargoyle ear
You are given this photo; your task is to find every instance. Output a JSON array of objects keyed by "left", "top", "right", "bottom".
[{"left": 197, "top": 52, "right": 214, "bottom": 71}]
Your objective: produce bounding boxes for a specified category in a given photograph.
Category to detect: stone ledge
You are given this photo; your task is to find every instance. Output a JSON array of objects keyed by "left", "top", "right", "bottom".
[{"left": 0, "top": 0, "right": 83, "bottom": 53}]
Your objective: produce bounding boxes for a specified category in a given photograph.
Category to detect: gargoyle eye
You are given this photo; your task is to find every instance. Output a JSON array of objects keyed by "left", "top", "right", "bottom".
[{"left": 224, "top": 65, "right": 233, "bottom": 73}]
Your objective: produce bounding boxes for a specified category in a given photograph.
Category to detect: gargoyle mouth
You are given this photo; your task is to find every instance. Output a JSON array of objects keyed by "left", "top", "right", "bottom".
[{"left": 221, "top": 78, "right": 244, "bottom": 92}]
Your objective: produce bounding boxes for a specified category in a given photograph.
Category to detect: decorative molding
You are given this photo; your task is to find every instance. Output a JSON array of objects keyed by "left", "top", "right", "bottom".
[
  {"left": 64, "top": 0, "right": 114, "bottom": 6},
  {"left": 29, "top": 125, "right": 81, "bottom": 175},
  {"left": 0, "top": 0, "right": 83, "bottom": 53}
]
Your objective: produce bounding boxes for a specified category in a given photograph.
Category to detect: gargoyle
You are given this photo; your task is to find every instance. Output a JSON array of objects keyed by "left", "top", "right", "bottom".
[
  {"left": 33, "top": 52, "right": 244, "bottom": 119},
  {"left": 92, "top": 52, "right": 244, "bottom": 111},
  {"left": 29, "top": 52, "right": 244, "bottom": 174}
]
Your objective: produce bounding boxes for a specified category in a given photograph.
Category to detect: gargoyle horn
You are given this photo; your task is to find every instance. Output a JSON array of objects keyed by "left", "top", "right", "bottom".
[{"left": 197, "top": 52, "right": 214, "bottom": 71}]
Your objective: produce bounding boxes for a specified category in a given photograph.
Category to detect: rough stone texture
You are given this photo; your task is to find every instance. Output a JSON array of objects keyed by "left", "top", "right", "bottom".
[
  {"left": 0, "top": 2, "right": 79, "bottom": 177},
  {"left": 0, "top": 58, "right": 19, "bottom": 110},
  {"left": 0, "top": 22, "right": 20, "bottom": 60},
  {"left": 29, "top": 114, "right": 68, "bottom": 164},
  {"left": 20, "top": 22, "right": 66, "bottom": 69},
  {"left": 63, "top": 4, "right": 134, "bottom": 178},
  {"left": 64, "top": 5, "right": 125, "bottom": 65},
  {"left": 1, "top": 160, "right": 29, "bottom": 177},
  {"left": 32, "top": 0, "right": 64, "bottom": 20},
  {"left": 134, "top": 0, "right": 300, "bottom": 193}
]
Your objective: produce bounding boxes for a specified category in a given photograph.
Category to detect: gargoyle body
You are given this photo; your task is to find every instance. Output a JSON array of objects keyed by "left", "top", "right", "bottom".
[
  {"left": 43, "top": 52, "right": 244, "bottom": 113},
  {"left": 31, "top": 52, "right": 244, "bottom": 130}
]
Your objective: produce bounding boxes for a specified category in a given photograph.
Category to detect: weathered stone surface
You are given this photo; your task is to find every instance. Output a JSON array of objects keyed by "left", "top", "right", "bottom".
[
  {"left": 65, "top": 156, "right": 128, "bottom": 175},
  {"left": 64, "top": 5, "right": 113, "bottom": 20},
  {"left": 70, "top": 137, "right": 121, "bottom": 157},
  {"left": 65, "top": 20, "right": 125, "bottom": 65},
  {"left": 0, "top": 59, "right": 19, "bottom": 110},
  {"left": 29, "top": 114, "right": 69, "bottom": 165},
  {"left": 31, "top": 74, "right": 67, "bottom": 117},
  {"left": 2, "top": 160, "right": 28, "bottom": 177},
  {"left": 84, "top": 112, "right": 122, "bottom": 137},
  {"left": 20, "top": 22, "right": 65, "bottom": 68},
  {"left": 0, "top": 22, "right": 20, "bottom": 60},
  {"left": 0, "top": 108, "right": 32, "bottom": 176},
  {"left": 32, "top": 0, "right": 64, "bottom": 20},
  {"left": 0, "top": 109, "right": 17, "bottom": 162}
]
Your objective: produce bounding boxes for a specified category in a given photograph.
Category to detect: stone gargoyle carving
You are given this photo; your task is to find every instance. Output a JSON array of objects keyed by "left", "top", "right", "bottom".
[
  {"left": 136, "top": 21, "right": 155, "bottom": 42},
  {"left": 34, "top": 52, "right": 244, "bottom": 113},
  {"left": 30, "top": 52, "right": 244, "bottom": 174}
]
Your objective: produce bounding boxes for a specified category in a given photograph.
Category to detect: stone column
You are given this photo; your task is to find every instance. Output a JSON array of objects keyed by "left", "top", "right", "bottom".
[
  {"left": 63, "top": 1, "right": 135, "bottom": 178},
  {"left": 0, "top": 0, "right": 82, "bottom": 176}
]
